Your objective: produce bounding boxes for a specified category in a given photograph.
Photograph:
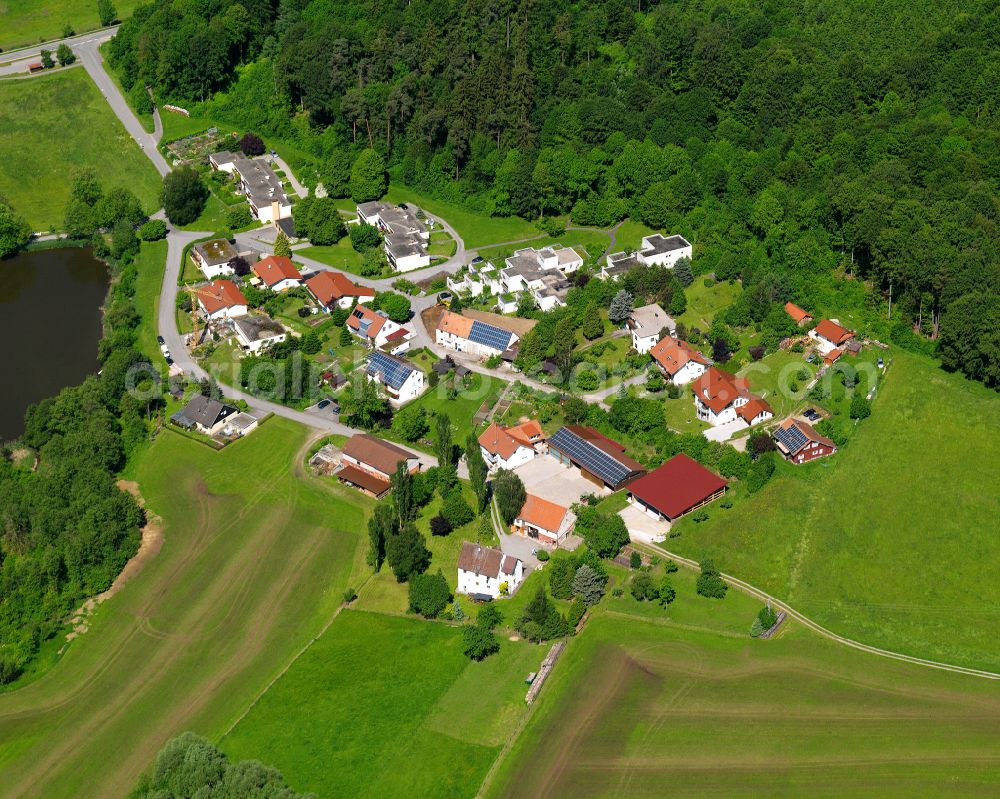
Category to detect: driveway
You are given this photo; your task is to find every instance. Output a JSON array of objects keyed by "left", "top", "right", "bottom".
[
  {"left": 702, "top": 419, "right": 746, "bottom": 442},
  {"left": 512, "top": 455, "right": 606, "bottom": 508},
  {"left": 619, "top": 502, "right": 669, "bottom": 544}
]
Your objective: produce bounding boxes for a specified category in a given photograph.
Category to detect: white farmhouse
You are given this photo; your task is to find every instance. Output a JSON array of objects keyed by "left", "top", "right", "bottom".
[
  {"left": 457, "top": 542, "right": 524, "bottom": 600},
  {"left": 365, "top": 351, "right": 425, "bottom": 407},
  {"left": 232, "top": 314, "right": 287, "bottom": 353},
  {"left": 478, "top": 420, "right": 545, "bottom": 471},
  {"left": 435, "top": 311, "right": 517, "bottom": 359}
]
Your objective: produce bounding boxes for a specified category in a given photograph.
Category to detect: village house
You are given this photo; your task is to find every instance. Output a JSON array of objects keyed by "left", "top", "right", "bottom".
[
  {"left": 809, "top": 319, "right": 855, "bottom": 355},
  {"left": 548, "top": 425, "right": 646, "bottom": 491},
  {"left": 627, "top": 303, "right": 675, "bottom": 354},
  {"left": 599, "top": 233, "right": 692, "bottom": 279},
  {"left": 191, "top": 238, "right": 238, "bottom": 279},
  {"left": 365, "top": 351, "right": 425, "bottom": 406},
  {"left": 649, "top": 336, "right": 710, "bottom": 384},
  {"left": 356, "top": 201, "right": 432, "bottom": 272},
  {"left": 252, "top": 255, "right": 302, "bottom": 292},
  {"left": 209, "top": 151, "right": 292, "bottom": 224},
  {"left": 456, "top": 542, "right": 524, "bottom": 600},
  {"left": 773, "top": 418, "right": 838, "bottom": 465},
  {"left": 171, "top": 395, "right": 239, "bottom": 436},
  {"left": 305, "top": 270, "right": 375, "bottom": 312},
  {"left": 194, "top": 280, "right": 247, "bottom": 321},
  {"left": 512, "top": 494, "right": 575, "bottom": 545},
  {"left": 692, "top": 366, "right": 773, "bottom": 427},
  {"left": 435, "top": 311, "right": 518, "bottom": 359},
  {"left": 626, "top": 454, "right": 728, "bottom": 522},
  {"left": 232, "top": 314, "right": 287, "bottom": 353},
  {"left": 478, "top": 420, "right": 546, "bottom": 471},
  {"left": 499, "top": 245, "right": 582, "bottom": 310},
  {"left": 346, "top": 304, "right": 411, "bottom": 352},
  {"left": 339, "top": 433, "right": 422, "bottom": 498},
  {"left": 785, "top": 302, "right": 814, "bottom": 327}
]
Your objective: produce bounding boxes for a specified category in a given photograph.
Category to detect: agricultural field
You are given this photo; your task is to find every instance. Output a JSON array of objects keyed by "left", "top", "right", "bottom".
[
  {"left": 670, "top": 350, "right": 1000, "bottom": 672},
  {"left": 486, "top": 611, "right": 1000, "bottom": 798},
  {"left": 221, "top": 610, "right": 545, "bottom": 799},
  {"left": 0, "top": 0, "right": 140, "bottom": 51},
  {"left": 0, "top": 68, "right": 161, "bottom": 230},
  {"left": 0, "top": 419, "right": 369, "bottom": 798}
]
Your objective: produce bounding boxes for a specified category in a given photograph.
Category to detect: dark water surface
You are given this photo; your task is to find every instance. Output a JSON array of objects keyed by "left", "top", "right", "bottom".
[{"left": 0, "top": 247, "right": 109, "bottom": 441}]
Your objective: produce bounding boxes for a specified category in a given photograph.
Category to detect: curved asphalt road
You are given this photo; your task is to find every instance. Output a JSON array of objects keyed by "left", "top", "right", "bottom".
[{"left": 25, "top": 40, "right": 1000, "bottom": 681}]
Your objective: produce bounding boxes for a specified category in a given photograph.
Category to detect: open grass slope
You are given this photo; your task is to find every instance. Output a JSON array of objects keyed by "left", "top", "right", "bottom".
[
  {"left": 0, "top": 1, "right": 140, "bottom": 51},
  {"left": 0, "top": 67, "right": 161, "bottom": 230},
  {"left": 487, "top": 611, "right": 1000, "bottom": 798},
  {"left": 670, "top": 349, "right": 1000, "bottom": 671},
  {"left": 222, "top": 609, "right": 545, "bottom": 799},
  {"left": 0, "top": 418, "right": 368, "bottom": 798}
]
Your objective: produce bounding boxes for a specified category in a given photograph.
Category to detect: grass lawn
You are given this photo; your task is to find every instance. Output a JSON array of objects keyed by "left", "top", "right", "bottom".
[
  {"left": 0, "top": 68, "right": 161, "bottom": 230},
  {"left": 659, "top": 383, "right": 709, "bottom": 432},
  {"left": 476, "top": 228, "right": 609, "bottom": 264},
  {"left": 386, "top": 185, "right": 540, "bottom": 248},
  {"left": 132, "top": 240, "right": 168, "bottom": 363},
  {"left": 669, "top": 349, "right": 1000, "bottom": 671},
  {"left": 738, "top": 348, "right": 819, "bottom": 418},
  {"left": 0, "top": 1, "right": 141, "bottom": 51},
  {"left": 612, "top": 218, "right": 658, "bottom": 252},
  {"left": 409, "top": 371, "right": 503, "bottom": 445},
  {"left": 486, "top": 610, "right": 1000, "bottom": 798},
  {"left": 298, "top": 239, "right": 366, "bottom": 274},
  {"left": 178, "top": 193, "right": 231, "bottom": 233},
  {"left": 221, "top": 609, "right": 546, "bottom": 799},
  {"left": 677, "top": 277, "right": 741, "bottom": 331},
  {"left": 0, "top": 418, "right": 370, "bottom": 798}
]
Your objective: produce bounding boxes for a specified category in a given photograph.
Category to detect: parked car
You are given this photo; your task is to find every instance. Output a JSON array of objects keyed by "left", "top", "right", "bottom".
[
  {"left": 157, "top": 335, "right": 165, "bottom": 345},
  {"left": 317, "top": 399, "right": 332, "bottom": 410},
  {"left": 160, "top": 344, "right": 171, "bottom": 358},
  {"left": 470, "top": 255, "right": 484, "bottom": 264},
  {"left": 803, "top": 408, "right": 821, "bottom": 422},
  {"left": 877, "top": 357, "right": 884, "bottom": 369},
  {"left": 437, "top": 291, "right": 453, "bottom": 307}
]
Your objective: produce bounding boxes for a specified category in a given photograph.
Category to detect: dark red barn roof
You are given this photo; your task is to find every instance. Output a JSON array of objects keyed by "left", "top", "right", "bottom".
[{"left": 627, "top": 454, "right": 728, "bottom": 520}]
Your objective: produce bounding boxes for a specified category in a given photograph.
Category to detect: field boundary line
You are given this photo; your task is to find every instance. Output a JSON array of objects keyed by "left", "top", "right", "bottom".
[{"left": 638, "top": 542, "right": 1000, "bottom": 681}]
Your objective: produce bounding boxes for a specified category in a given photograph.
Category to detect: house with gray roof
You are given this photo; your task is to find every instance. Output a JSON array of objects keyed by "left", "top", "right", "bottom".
[{"left": 171, "top": 395, "right": 239, "bottom": 436}]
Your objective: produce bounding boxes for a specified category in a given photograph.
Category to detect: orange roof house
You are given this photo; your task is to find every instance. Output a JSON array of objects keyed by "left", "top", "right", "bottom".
[
  {"left": 305, "top": 270, "right": 374, "bottom": 309},
  {"left": 253, "top": 255, "right": 302, "bottom": 289},
  {"left": 735, "top": 396, "right": 774, "bottom": 425},
  {"left": 478, "top": 420, "right": 545, "bottom": 469},
  {"left": 784, "top": 302, "right": 813, "bottom": 325},
  {"left": 692, "top": 367, "right": 751, "bottom": 415},
  {"left": 436, "top": 310, "right": 475, "bottom": 338},
  {"left": 650, "top": 337, "right": 710, "bottom": 382},
  {"left": 194, "top": 279, "right": 247, "bottom": 317},
  {"left": 514, "top": 494, "right": 573, "bottom": 543},
  {"left": 813, "top": 319, "right": 854, "bottom": 347}
]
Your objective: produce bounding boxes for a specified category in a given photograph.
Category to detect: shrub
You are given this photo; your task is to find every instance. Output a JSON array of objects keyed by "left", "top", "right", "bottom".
[
  {"left": 663, "top": 559, "right": 678, "bottom": 574},
  {"left": 576, "top": 371, "right": 599, "bottom": 390},
  {"left": 429, "top": 515, "right": 452, "bottom": 536},
  {"left": 225, "top": 204, "right": 254, "bottom": 230},
  {"left": 463, "top": 624, "right": 499, "bottom": 660},
  {"left": 536, "top": 549, "right": 550, "bottom": 562},
  {"left": 630, "top": 572, "right": 658, "bottom": 601},
  {"left": 696, "top": 559, "right": 728, "bottom": 599},
  {"left": 408, "top": 570, "right": 451, "bottom": 618},
  {"left": 138, "top": 219, "right": 167, "bottom": 241},
  {"left": 477, "top": 602, "right": 503, "bottom": 630},
  {"left": 629, "top": 551, "right": 641, "bottom": 569},
  {"left": 238, "top": 133, "right": 265, "bottom": 156},
  {"left": 442, "top": 490, "right": 474, "bottom": 528},
  {"left": 342, "top": 586, "right": 357, "bottom": 604},
  {"left": 567, "top": 595, "right": 587, "bottom": 628},
  {"left": 758, "top": 605, "right": 778, "bottom": 630}
]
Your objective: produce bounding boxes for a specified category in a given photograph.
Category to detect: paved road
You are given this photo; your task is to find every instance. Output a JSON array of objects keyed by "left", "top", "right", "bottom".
[
  {"left": 269, "top": 154, "right": 307, "bottom": 198},
  {"left": 0, "top": 25, "right": 119, "bottom": 75}
]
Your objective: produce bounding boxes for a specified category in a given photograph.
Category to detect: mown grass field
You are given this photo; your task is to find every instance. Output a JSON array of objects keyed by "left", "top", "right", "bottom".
[
  {"left": 0, "top": 0, "right": 140, "bottom": 51},
  {"left": 132, "top": 239, "right": 168, "bottom": 364},
  {"left": 0, "top": 419, "right": 369, "bottom": 798},
  {"left": 298, "top": 239, "right": 365, "bottom": 274},
  {"left": 222, "top": 610, "right": 546, "bottom": 799},
  {"left": 0, "top": 67, "right": 161, "bottom": 230},
  {"left": 486, "top": 611, "right": 1000, "bottom": 798},
  {"left": 670, "top": 349, "right": 1000, "bottom": 671},
  {"left": 676, "top": 277, "right": 741, "bottom": 330}
]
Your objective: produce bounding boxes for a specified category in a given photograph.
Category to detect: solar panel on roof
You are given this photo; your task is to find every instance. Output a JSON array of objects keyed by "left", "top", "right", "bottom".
[
  {"left": 367, "top": 351, "right": 413, "bottom": 389},
  {"left": 549, "top": 427, "right": 633, "bottom": 487},
  {"left": 468, "top": 320, "right": 513, "bottom": 352},
  {"left": 774, "top": 424, "right": 808, "bottom": 454}
]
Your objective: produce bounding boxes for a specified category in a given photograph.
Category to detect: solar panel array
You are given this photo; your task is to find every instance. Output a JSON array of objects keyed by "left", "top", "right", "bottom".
[
  {"left": 549, "top": 427, "right": 633, "bottom": 487},
  {"left": 468, "top": 320, "right": 513, "bottom": 352},
  {"left": 367, "top": 351, "right": 413, "bottom": 389},
  {"left": 774, "top": 424, "right": 808, "bottom": 454}
]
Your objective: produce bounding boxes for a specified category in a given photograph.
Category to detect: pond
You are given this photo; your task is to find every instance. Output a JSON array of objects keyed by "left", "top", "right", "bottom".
[{"left": 0, "top": 247, "right": 109, "bottom": 442}]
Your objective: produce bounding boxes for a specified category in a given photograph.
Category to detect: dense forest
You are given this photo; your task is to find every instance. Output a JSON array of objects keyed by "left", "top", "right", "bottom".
[{"left": 107, "top": 0, "right": 1000, "bottom": 386}]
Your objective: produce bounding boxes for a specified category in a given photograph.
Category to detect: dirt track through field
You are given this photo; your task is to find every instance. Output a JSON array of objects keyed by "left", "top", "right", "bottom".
[{"left": 0, "top": 427, "right": 362, "bottom": 798}]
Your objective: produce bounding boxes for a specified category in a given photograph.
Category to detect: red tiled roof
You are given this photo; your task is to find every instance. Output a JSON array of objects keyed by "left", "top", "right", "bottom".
[
  {"left": 436, "top": 310, "right": 474, "bottom": 338},
  {"left": 736, "top": 396, "right": 773, "bottom": 424},
  {"left": 457, "top": 542, "right": 506, "bottom": 577},
  {"left": 337, "top": 464, "right": 391, "bottom": 497},
  {"left": 385, "top": 328, "right": 409, "bottom": 342},
  {"left": 814, "top": 319, "right": 854, "bottom": 345},
  {"left": 253, "top": 255, "right": 301, "bottom": 287},
  {"left": 346, "top": 303, "right": 386, "bottom": 339},
  {"left": 627, "top": 454, "right": 728, "bottom": 520},
  {"left": 195, "top": 280, "right": 247, "bottom": 314},
  {"left": 784, "top": 302, "right": 812, "bottom": 323},
  {"left": 305, "top": 270, "right": 373, "bottom": 306},
  {"left": 824, "top": 347, "right": 844, "bottom": 365},
  {"left": 342, "top": 434, "right": 414, "bottom": 475},
  {"left": 517, "top": 494, "right": 567, "bottom": 534},
  {"left": 692, "top": 367, "right": 751, "bottom": 414},
  {"left": 650, "top": 336, "right": 709, "bottom": 376},
  {"left": 478, "top": 420, "right": 544, "bottom": 459}
]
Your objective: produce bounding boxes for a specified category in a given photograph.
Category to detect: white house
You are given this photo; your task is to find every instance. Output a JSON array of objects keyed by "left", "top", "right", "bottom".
[
  {"left": 305, "top": 270, "right": 375, "bottom": 312},
  {"left": 232, "top": 314, "right": 287, "bottom": 353},
  {"left": 627, "top": 303, "right": 675, "bottom": 354},
  {"left": 385, "top": 234, "right": 432, "bottom": 272},
  {"left": 346, "top": 303, "right": 411, "bottom": 351},
  {"left": 649, "top": 336, "right": 709, "bottom": 385},
  {"left": 252, "top": 255, "right": 302, "bottom": 292},
  {"left": 500, "top": 246, "right": 581, "bottom": 310},
  {"left": 478, "top": 420, "right": 545, "bottom": 471},
  {"left": 357, "top": 202, "right": 432, "bottom": 272},
  {"left": 190, "top": 238, "right": 238, "bottom": 279},
  {"left": 692, "top": 367, "right": 772, "bottom": 427},
  {"left": 210, "top": 151, "right": 292, "bottom": 224},
  {"left": 457, "top": 542, "right": 524, "bottom": 600},
  {"left": 365, "top": 351, "right": 425, "bottom": 406},
  {"left": 809, "top": 319, "right": 855, "bottom": 355},
  {"left": 194, "top": 279, "right": 248, "bottom": 321},
  {"left": 636, "top": 234, "right": 692, "bottom": 268},
  {"left": 435, "top": 311, "right": 517, "bottom": 359},
  {"left": 173, "top": 395, "right": 239, "bottom": 436}
]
